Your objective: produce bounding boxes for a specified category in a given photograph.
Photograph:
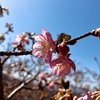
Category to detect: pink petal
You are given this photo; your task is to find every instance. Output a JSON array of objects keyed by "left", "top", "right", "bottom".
[
  {"left": 42, "top": 29, "right": 56, "bottom": 52},
  {"left": 42, "top": 29, "right": 51, "bottom": 41},
  {"left": 33, "top": 34, "right": 45, "bottom": 42},
  {"left": 50, "top": 41, "right": 56, "bottom": 52},
  {"left": 53, "top": 65, "right": 71, "bottom": 76},
  {"left": 32, "top": 42, "right": 45, "bottom": 58},
  {"left": 86, "top": 93, "right": 93, "bottom": 100},
  {"left": 68, "top": 58, "right": 76, "bottom": 72},
  {"left": 52, "top": 67, "right": 58, "bottom": 75},
  {"left": 15, "top": 35, "right": 22, "bottom": 42},
  {"left": 49, "top": 56, "right": 76, "bottom": 76},
  {"left": 50, "top": 56, "right": 69, "bottom": 67},
  {"left": 63, "top": 67, "right": 71, "bottom": 75},
  {"left": 78, "top": 92, "right": 93, "bottom": 100},
  {"left": 56, "top": 67, "right": 63, "bottom": 76},
  {"left": 44, "top": 50, "right": 52, "bottom": 63}
]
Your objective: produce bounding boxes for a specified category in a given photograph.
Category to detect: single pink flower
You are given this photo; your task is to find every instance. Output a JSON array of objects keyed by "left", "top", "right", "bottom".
[
  {"left": 16, "top": 34, "right": 29, "bottom": 44},
  {"left": 32, "top": 29, "right": 56, "bottom": 63},
  {"left": 49, "top": 81, "right": 55, "bottom": 89},
  {"left": 49, "top": 56, "right": 76, "bottom": 76},
  {"left": 38, "top": 73, "right": 45, "bottom": 79}
]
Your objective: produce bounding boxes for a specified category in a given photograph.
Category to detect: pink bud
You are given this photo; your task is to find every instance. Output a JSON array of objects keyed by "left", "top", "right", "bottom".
[
  {"left": 49, "top": 81, "right": 54, "bottom": 89},
  {"left": 57, "top": 42, "right": 69, "bottom": 56},
  {"left": 15, "top": 34, "right": 29, "bottom": 44},
  {"left": 38, "top": 73, "right": 44, "bottom": 79}
]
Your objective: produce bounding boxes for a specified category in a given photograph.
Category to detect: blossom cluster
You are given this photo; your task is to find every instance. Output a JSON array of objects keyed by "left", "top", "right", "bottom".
[
  {"left": 38, "top": 73, "right": 55, "bottom": 89},
  {"left": 52, "top": 89, "right": 100, "bottom": 100},
  {"left": 12, "top": 33, "right": 29, "bottom": 50},
  {"left": 32, "top": 29, "right": 76, "bottom": 76}
]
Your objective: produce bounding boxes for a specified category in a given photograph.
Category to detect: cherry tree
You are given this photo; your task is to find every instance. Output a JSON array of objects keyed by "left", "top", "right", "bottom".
[{"left": 0, "top": 4, "right": 100, "bottom": 100}]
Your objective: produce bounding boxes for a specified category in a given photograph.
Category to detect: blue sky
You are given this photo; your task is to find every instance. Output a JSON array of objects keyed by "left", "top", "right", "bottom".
[{"left": 0, "top": 0, "right": 100, "bottom": 73}]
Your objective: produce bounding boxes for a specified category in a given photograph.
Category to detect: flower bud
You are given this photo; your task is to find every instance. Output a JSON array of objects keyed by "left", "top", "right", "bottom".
[
  {"left": 49, "top": 81, "right": 54, "bottom": 89},
  {"left": 38, "top": 73, "right": 44, "bottom": 80},
  {"left": 57, "top": 42, "right": 69, "bottom": 56}
]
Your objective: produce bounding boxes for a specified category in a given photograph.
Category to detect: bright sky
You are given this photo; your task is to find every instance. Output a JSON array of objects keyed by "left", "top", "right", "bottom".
[{"left": 0, "top": 0, "right": 100, "bottom": 73}]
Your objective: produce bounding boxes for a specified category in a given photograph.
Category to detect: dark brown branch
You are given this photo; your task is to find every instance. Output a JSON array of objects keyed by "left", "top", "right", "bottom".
[
  {"left": 6, "top": 69, "right": 40, "bottom": 100},
  {"left": 0, "top": 58, "right": 5, "bottom": 100},
  {"left": 0, "top": 30, "right": 96, "bottom": 56},
  {"left": 66, "top": 31, "right": 95, "bottom": 45},
  {"left": 0, "top": 50, "right": 32, "bottom": 56},
  {"left": 2, "top": 47, "right": 17, "bottom": 65}
]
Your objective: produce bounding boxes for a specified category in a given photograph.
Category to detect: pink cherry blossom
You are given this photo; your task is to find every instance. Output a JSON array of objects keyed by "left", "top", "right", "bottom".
[
  {"left": 49, "top": 56, "right": 76, "bottom": 76},
  {"left": 15, "top": 34, "right": 29, "bottom": 44},
  {"left": 32, "top": 29, "right": 56, "bottom": 63},
  {"left": 49, "top": 81, "right": 55, "bottom": 89}
]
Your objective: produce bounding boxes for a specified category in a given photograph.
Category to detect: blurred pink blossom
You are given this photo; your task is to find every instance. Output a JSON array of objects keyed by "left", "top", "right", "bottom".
[
  {"left": 15, "top": 34, "right": 29, "bottom": 44},
  {"left": 11, "top": 34, "right": 29, "bottom": 48},
  {"left": 32, "top": 29, "right": 56, "bottom": 63},
  {"left": 78, "top": 92, "right": 93, "bottom": 100},
  {"left": 11, "top": 42, "right": 18, "bottom": 47},
  {"left": 49, "top": 56, "right": 76, "bottom": 76},
  {"left": 38, "top": 73, "right": 44, "bottom": 79},
  {"left": 49, "top": 81, "right": 55, "bottom": 89}
]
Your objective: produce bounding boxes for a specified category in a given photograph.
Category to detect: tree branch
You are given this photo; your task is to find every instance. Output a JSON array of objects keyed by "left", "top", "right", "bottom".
[
  {"left": 6, "top": 69, "right": 40, "bottom": 100},
  {"left": 0, "top": 58, "right": 5, "bottom": 100},
  {"left": 66, "top": 30, "right": 95, "bottom": 45},
  {"left": 0, "top": 30, "right": 96, "bottom": 56},
  {"left": 0, "top": 50, "right": 32, "bottom": 56}
]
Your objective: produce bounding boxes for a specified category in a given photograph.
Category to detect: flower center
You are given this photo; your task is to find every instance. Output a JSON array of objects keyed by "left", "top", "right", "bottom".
[
  {"left": 41, "top": 40, "right": 50, "bottom": 52},
  {"left": 56, "top": 63, "right": 70, "bottom": 69}
]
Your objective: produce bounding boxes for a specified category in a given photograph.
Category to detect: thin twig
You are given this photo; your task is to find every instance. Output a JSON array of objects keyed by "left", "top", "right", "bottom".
[
  {"left": 94, "top": 57, "right": 100, "bottom": 75},
  {"left": 6, "top": 69, "right": 40, "bottom": 100},
  {"left": 2, "top": 47, "right": 16, "bottom": 65},
  {"left": 0, "top": 50, "right": 32, "bottom": 56},
  {"left": 23, "top": 86, "right": 39, "bottom": 91},
  {"left": 66, "top": 31, "right": 95, "bottom": 45}
]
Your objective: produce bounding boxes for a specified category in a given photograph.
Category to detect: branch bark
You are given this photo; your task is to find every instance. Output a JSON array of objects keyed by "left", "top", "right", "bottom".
[
  {"left": 0, "top": 50, "right": 32, "bottom": 56},
  {"left": 0, "top": 58, "right": 5, "bottom": 100},
  {"left": 6, "top": 69, "right": 40, "bottom": 100},
  {"left": 66, "top": 31, "right": 95, "bottom": 45},
  {"left": 0, "top": 29, "right": 96, "bottom": 56}
]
